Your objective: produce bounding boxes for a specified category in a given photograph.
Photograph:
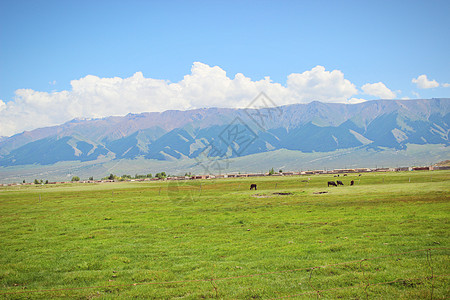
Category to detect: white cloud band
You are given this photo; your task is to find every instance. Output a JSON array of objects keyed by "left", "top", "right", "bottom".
[{"left": 1, "top": 63, "right": 365, "bottom": 136}]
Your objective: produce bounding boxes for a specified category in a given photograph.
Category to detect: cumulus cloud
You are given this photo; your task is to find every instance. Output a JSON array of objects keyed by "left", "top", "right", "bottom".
[
  {"left": 361, "top": 82, "right": 397, "bottom": 99},
  {"left": 0, "top": 63, "right": 363, "bottom": 136},
  {"left": 442, "top": 83, "right": 450, "bottom": 88},
  {"left": 412, "top": 74, "right": 439, "bottom": 89},
  {"left": 286, "top": 66, "right": 357, "bottom": 103},
  {"left": 348, "top": 98, "right": 367, "bottom": 104}
]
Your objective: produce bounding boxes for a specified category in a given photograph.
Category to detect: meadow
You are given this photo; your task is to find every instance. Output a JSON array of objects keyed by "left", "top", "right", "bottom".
[{"left": 0, "top": 171, "right": 449, "bottom": 299}]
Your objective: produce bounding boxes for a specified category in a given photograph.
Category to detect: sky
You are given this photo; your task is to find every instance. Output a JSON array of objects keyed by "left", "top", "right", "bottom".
[{"left": 0, "top": 0, "right": 449, "bottom": 137}]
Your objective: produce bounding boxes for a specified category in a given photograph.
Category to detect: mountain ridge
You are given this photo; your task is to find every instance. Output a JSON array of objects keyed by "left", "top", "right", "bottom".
[{"left": 0, "top": 98, "right": 448, "bottom": 167}]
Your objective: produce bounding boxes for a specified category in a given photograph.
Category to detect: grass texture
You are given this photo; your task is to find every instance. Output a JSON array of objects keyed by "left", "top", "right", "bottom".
[{"left": 0, "top": 170, "right": 449, "bottom": 299}]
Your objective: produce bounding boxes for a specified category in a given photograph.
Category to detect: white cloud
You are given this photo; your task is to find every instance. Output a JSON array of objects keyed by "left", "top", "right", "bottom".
[
  {"left": 412, "top": 91, "right": 420, "bottom": 98},
  {"left": 0, "top": 63, "right": 362, "bottom": 136},
  {"left": 412, "top": 74, "right": 439, "bottom": 89},
  {"left": 348, "top": 98, "right": 367, "bottom": 104},
  {"left": 286, "top": 66, "right": 357, "bottom": 103},
  {"left": 442, "top": 83, "right": 450, "bottom": 88},
  {"left": 361, "top": 82, "right": 397, "bottom": 99}
]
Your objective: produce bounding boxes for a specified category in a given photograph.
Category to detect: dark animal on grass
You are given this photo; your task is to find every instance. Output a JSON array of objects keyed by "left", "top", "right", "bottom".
[
  {"left": 337, "top": 180, "right": 344, "bottom": 186},
  {"left": 350, "top": 180, "right": 354, "bottom": 186},
  {"left": 328, "top": 181, "right": 337, "bottom": 187},
  {"left": 250, "top": 184, "right": 257, "bottom": 190}
]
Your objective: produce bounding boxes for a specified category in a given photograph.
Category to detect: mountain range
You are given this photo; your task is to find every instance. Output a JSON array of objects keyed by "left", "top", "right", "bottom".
[{"left": 0, "top": 98, "right": 449, "bottom": 180}]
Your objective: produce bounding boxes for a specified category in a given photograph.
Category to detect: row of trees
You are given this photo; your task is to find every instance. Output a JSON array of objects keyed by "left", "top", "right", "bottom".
[
  {"left": 27, "top": 176, "right": 83, "bottom": 184},
  {"left": 268, "top": 168, "right": 283, "bottom": 175},
  {"left": 101, "top": 172, "right": 169, "bottom": 181},
  {"left": 23, "top": 171, "right": 177, "bottom": 184},
  {"left": 32, "top": 179, "right": 48, "bottom": 184},
  {"left": 30, "top": 168, "right": 282, "bottom": 184},
  {"left": 27, "top": 169, "right": 283, "bottom": 184}
]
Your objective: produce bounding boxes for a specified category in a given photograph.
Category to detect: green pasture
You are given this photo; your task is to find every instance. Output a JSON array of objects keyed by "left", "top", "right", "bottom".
[{"left": 0, "top": 171, "right": 449, "bottom": 299}]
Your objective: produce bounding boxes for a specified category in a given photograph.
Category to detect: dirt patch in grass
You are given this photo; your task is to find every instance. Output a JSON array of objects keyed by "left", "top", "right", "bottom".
[
  {"left": 252, "top": 192, "right": 293, "bottom": 198},
  {"left": 252, "top": 194, "right": 271, "bottom": 198}
]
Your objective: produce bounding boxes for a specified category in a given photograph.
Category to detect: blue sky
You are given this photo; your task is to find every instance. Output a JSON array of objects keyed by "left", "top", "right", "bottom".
[{"left": 0, "top": 0, "right": 449, "bottom": 136}]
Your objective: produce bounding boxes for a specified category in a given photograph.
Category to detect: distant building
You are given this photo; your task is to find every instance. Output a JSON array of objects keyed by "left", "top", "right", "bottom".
[
  {"left": 431, "top": 166, "right": 450, "bottom": 170},
  {"left": 282, "top": 172, "right": 296, "bottom": 176},
  {"left": 412, "top": 166, "right": 431, "bottom": 171},
  {"left": 334, "top": 169, "right": 356, "bottom": 173},
  {"left": 392, "top": 167, "right": 409, "bottom": 172},
  {"left": 248, "top": 173, "right": 265, "bottom": 177}
]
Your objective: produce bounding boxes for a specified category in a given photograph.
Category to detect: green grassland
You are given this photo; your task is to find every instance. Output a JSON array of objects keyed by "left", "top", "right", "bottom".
[{"left": 0, "top": 171, "right": 449, "bottom": 299}]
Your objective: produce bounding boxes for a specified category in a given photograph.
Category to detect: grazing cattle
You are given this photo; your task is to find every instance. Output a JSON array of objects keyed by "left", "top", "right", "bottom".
[
  {"left": 250, "top": 184, "right": 257, "bottom": 190},
  {"left": 350, "top": 180, "right": 354, "bottom": 186},
  {"left": 343, "top": 174, "right": 347, "bottom": 177},
  {"left": 328, "top": 181, "right": 337, "bottom": 187},
  {"left": 337, "top": 180, "right": 344, "bottom": 186}
]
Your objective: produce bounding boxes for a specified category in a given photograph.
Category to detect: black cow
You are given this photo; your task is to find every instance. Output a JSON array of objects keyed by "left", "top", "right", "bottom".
[
  {"left": 328, "top": 181, "right": 337, "bottom": 187},
  {"left": 337, "top": 180, "right": 344, "bottom": 186},
  {"left": 250, "top": 184, "right": 257, "bottom": 190},
  {"left": 350, "top": 180, "right": 354, "bottom": 186}
]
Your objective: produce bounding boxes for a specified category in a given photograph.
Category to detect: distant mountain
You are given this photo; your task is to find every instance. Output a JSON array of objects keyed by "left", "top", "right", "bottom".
[
  {"left": 0, "top": 98, "right": 448, "bottom": 168},
  {"left": 435, "top": 160, "right": 450, "bottom": 166}
]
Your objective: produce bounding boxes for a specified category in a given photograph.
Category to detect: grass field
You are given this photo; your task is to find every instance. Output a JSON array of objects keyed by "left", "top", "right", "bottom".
[{"left": 0, "top": 171, "right": 449, "bottom": 299}]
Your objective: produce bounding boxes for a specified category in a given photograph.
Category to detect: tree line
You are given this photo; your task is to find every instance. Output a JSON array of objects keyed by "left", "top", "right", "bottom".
[{"left": 27, "top": 169, "right": 282, "bottom": 185}]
